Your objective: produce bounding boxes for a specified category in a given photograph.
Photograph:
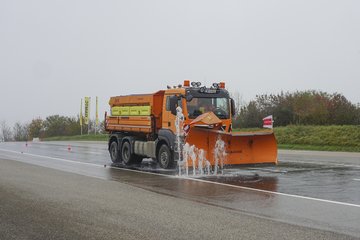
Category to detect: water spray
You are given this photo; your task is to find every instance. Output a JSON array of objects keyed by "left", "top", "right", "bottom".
[
  {"left": 175, "top": 106, "right": 185, "bottom": 175},
  {"left": 214, "top": 136, "right": 226, "bottom": 175}
]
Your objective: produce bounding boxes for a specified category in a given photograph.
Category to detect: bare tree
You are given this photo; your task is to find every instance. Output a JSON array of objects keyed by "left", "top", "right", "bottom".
[
  {"left": 230, "top": 91, "right": 246, "bottom": 117},
  {"left": 0, "top": 120, "right": 13, "bottom": 142},
  {"left": 13, "top": 122, "right": 29, "bottom": 141}
]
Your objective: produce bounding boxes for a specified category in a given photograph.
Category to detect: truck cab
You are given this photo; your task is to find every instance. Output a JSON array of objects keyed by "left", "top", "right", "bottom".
[{"left": 167, "top": 81, "right": 235, "bottom": 132}]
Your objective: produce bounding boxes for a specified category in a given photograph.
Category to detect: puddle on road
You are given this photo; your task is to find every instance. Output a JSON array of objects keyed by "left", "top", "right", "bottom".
[
  {"left": 109, "top": 158, "right": 360, "bottom": 204},
  {"left": 110, "top": 158, "right": 356, "bottom": 182}
]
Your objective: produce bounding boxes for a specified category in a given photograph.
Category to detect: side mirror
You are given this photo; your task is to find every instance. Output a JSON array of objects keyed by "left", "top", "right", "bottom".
[
  {"left": 170, "top": 96, "right": 179, "bottom": 115},
  {"left": 230, "top": 98, "right": 236, "bottom": 117}
]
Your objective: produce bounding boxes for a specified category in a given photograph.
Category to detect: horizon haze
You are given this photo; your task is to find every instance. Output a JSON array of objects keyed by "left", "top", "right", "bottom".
[{"left": 1, "top": 0, "right": 359, "bottom": 125}]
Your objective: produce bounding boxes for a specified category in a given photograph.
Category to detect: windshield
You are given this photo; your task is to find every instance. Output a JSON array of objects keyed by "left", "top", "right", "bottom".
[{"left": 186, "top": 97, "right": 230, "bottom": 119}]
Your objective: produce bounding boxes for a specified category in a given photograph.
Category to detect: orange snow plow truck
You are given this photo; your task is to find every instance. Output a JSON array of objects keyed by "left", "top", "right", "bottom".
[{"left": 105, "top": 80, "right": 277, "bottom": 169}]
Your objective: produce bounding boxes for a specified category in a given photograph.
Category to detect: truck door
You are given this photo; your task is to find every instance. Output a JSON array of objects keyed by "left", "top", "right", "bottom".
[{"left": 162, "top": 95, "right": 181, "bottom": 133}]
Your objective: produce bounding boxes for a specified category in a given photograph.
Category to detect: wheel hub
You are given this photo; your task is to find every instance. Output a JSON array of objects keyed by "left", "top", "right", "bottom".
[{"left": 160, "top": 151, "right": 168, "bottom": 165}]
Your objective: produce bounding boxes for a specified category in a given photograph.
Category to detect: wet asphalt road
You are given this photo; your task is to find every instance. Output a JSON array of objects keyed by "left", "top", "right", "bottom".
[{"left": 0, "top": 141, "right": 359, "bottom": 239}]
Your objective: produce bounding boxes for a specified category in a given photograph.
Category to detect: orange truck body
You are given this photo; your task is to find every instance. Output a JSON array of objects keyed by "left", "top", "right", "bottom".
[
  {"left": 105, "top": 81, "right": 277, "bottom": 169},
  {"left": 107, "top": 91, "right": 164, "bottom": 134}
]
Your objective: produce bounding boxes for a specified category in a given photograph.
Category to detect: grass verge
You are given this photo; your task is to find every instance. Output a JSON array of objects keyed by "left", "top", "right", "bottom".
[
  {"left": 44, "top": 125, "right": 360, "bottom": 152},
  {"left": 236, "top": 125, "right": 360, "bottom": 152},
  {"left": 43, "top": 134, "right": 107, "bottom": 141}
]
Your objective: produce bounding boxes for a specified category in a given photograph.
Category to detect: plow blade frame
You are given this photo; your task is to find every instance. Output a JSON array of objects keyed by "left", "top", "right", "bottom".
[{"left": 185, "top": 127, "right": 278, "bottom": 166}]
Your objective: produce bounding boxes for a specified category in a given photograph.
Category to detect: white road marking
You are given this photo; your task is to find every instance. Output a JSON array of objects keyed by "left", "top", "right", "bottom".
[
  {"left": 354, "top": 179, "right": 360, "bottom": 181},
  {"left": 281, "top": 159, "right": 360, "bottom": 168},
  {"left": 1, "top": 148, "right": 360, "bottom": 209}
]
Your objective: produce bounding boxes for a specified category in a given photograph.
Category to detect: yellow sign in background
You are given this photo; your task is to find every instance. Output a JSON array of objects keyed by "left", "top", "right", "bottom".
[{"left": 84, "top": 97, "right": 90, "bottom": 125}]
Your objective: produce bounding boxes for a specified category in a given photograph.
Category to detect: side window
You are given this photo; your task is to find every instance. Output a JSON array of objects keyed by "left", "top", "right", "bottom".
[
  {"left": 166, "top": 96, "right": 170, "bottom": 111},
  {"left": 165, "top": 95, "right": 182, "bottom": 111}
]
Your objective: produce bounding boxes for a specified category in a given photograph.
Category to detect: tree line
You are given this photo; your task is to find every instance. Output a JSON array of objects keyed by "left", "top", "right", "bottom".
[
  {"left": 234, "top": 90, "right": 360, "bottom": 128},
  {"left": 0, "top": 115, "right": 104, "bottom": 142}
]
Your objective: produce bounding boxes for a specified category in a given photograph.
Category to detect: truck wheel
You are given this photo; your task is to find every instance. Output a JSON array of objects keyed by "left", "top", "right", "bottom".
[
  {"left": 158, "top": 144, "right": 173, "bottom": 169},
  {"left": 109, "top": 141, "right": 121, "bottom": 163},
  {"left": 121, "top": 141, "right": 134, "bottom": 165}
]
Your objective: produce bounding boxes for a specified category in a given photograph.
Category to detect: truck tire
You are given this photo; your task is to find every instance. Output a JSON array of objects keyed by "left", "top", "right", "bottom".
[
  {"left": 121, "top": 141, "right": 135, "bottom": 165},
  {"left": 158, "top": 144, "right": 173, "bottom": 169},
  {"left": 109, "top": 141, "right": 121, "bottom": 163}
]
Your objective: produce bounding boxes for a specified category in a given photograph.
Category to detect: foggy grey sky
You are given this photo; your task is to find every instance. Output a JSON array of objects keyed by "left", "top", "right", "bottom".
[{"left": 1, "top": 0, "right": 359, "bottom": 125}]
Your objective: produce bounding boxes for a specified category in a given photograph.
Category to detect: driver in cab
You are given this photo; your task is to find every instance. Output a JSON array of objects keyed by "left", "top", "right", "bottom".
[{"left": 199, "top": 98, "right": 214, "bottom": 113}]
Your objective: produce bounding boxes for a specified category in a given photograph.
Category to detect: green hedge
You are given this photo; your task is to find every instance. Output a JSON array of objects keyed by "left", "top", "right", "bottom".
[{"left": 274, "top": 125, "right": 360, "bottom": 152}]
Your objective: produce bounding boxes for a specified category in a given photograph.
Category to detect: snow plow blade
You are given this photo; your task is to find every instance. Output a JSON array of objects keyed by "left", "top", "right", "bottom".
[{"left": 185, "top": 127, "right": 278, "bottom": 166}]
